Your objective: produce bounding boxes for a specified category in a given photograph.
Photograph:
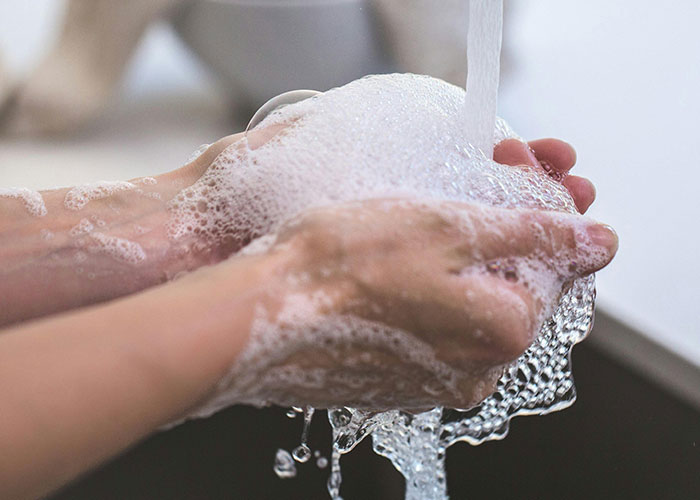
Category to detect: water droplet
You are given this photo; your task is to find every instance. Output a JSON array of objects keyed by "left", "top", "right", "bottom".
[
  {"left": 273, "top": 449, "right": 297, "bottom": 479},
  {"left": 330, "top": 408, "right": 352, "bottom": 428},
  {"left": 292, "top": 444, "right": 311, "bottom": 463}
]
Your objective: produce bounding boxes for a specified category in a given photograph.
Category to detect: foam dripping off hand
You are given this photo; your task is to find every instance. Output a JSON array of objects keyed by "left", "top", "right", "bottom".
[{"left": 166, "top": 73, "right": 613, "bottom": 415}]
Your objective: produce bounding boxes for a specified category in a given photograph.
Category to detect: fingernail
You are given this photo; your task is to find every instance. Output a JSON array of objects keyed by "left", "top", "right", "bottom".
[
  {"left": 587, "top": 224, "right": 619, "bottom": 253},
  {"left": 524, "top": 144, "right": 539, "bottom": 166}
]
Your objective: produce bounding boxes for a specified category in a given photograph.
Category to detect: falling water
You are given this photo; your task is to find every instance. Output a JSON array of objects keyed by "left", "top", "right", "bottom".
[{"left": 463, "top": 0, "right": 504, "bottom": 159}]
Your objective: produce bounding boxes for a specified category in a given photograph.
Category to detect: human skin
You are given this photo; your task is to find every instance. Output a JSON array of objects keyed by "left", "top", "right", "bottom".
[
  {"left": 0, "top": 127, "right": 281, "bottom": 328},
  {"left": 0, "top": 130, "right": 616, "bottom": 499}
]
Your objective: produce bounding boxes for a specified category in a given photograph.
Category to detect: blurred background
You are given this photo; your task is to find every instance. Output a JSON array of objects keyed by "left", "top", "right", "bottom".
[{"left": 0, "top": 1, "right": 698, "bottom": 498}]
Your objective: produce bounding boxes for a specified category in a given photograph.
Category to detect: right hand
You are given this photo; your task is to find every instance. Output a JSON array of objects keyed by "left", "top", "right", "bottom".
[{"left": 231, "top": 197, "right": 618, "bottom": 410}]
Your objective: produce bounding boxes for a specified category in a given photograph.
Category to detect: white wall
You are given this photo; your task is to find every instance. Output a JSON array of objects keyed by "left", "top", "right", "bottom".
[{"left": 498, "top": 0, "right": 700, "bottom": 365}]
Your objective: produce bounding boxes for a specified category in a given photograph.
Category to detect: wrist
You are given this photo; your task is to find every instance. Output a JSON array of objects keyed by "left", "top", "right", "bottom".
[
  {"left": 150, "top": 249, "right": 295, "bottom": 407},
  {"left": 0, "top": 167, "right": 207, "bottom": 326}
]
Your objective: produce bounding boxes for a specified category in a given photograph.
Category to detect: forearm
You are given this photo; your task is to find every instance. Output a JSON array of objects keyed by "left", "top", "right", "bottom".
[
  {"left": 0, "top": 250, "right": 285, "bottom": 500},
  {"left": 0, "top": 183, "right": 176, "bottom": 327},
  {"left": 0, "top": 134, "right": 242, "bottom": 328}
]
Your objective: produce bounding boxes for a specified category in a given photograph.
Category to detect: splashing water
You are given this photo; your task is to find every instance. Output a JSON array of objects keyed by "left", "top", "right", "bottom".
[
  {"left": 323, "top": 276, "right": 594, "bottom": 499},
  {"left": 316, "top": 5, "right": 595, "bottom": 492},
  {"left": 291, "top": 407, "right": 315, "bottom": 464}
]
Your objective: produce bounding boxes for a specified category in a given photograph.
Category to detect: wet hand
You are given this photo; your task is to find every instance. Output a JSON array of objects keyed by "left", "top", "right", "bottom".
[{"left": 242, "top": 196, "right": 617, "bottom": 409}]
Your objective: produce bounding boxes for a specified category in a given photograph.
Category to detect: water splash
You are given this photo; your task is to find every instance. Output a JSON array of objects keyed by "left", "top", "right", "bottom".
[
  {"left": 318, "top": 276, "right": 595, "bottom": 499},
  {"left": 273, "top": 449, "right": 297, "bottom": 479}
]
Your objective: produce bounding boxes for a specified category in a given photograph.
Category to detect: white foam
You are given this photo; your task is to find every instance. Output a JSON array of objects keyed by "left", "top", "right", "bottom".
[
  {"left": 0, "top": 187, "right": 47, "bottom": 217},
  {"left": 86, "top": 232, "right": 146, "bottom": 265},
  {"left": 137, "top": 177, "right": 158, "bottom": 186},
  {"left": 168, "top": 74, "right": 573, "bottom": 252},
  {"left": 64, "top": 181, "right": 136, "bottom": 211},
  {"left": 69, "top": 218, "right": 95, "bottom": 237}
]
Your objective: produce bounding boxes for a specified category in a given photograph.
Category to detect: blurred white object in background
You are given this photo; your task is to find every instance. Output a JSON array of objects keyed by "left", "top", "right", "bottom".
[
  {"left": 374, "top": 0, "right": 469, "bottom": 86},
  {"left": 172, "top": 0, "right": 476, "bottom": 108},
  {"left": 0, "top": 0, "right": 63, "bottom": 78}
]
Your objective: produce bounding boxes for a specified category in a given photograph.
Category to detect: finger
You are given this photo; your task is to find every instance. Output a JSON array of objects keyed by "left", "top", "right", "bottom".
[
  {"left": 562, "top": 175, "right": 596, "bottom": 214},
  {"left": 449, "top": 272, "right": 538, "bottom": 363},
  {"left": 511, "top": 210, "right": 618, "bottom": 276},
  {"left": 528, "top": 138, "right": 577, "bottom": 176},
  {"left": 493, "top": 138, "right": 539, "bottom": 167},
  {"left": 449, "top": 204, "right": 618, "bottom": 276},
  {"left": 494, "top": 138, "right": 592, "bottom": 213}
]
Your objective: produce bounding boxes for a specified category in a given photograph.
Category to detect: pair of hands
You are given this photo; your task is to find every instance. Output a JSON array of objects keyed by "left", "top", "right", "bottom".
[
  {"left": 194, "top": 132, "right": 617, "bottom": 410},
  {"left": 0, "top": 131, "right": 617, "bottom": 500}
]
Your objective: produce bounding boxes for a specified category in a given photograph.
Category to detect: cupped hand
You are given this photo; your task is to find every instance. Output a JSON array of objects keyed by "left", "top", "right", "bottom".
[
  {"left": 234, "top": 195, "right": 617, "bottom": 410},
  {"left": 186, "top": 132, "right": 618, "bottom": 410}
]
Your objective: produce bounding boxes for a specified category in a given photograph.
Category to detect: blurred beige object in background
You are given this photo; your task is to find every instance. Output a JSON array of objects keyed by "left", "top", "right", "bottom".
[
  {"left": 173, "top": 0, "right": 392, "bottom": 108},
  {"left": 374, "top": 0, "right": 468, "bottom": 85},
  {"left": 0, "top": 0, "right": 481, "bottom": 137},
  {"left": 0, "top": 54, "right": 11, "bottom": 105}
]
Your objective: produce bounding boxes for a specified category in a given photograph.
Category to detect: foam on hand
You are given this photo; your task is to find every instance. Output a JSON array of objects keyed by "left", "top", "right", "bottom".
[
  {"left": 64, "top": 181, "right": 136, "bottom": 211},
  {"left": 168, "top": 74, "right": 598, "bottom": 499},
  {"left": 0, "top": 187, "right": 47, "bottom": 217},
  {"left": 169, "top": 74, "right": 575, "bottom": 246}
]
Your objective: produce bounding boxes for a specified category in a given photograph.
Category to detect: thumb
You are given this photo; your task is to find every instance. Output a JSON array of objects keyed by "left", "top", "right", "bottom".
[
  {"left": 462, "top": 204, "right": 618, "bottom": 277},
  {"left": 510, "top": 208, "right": 618, "bottom": 277}
]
